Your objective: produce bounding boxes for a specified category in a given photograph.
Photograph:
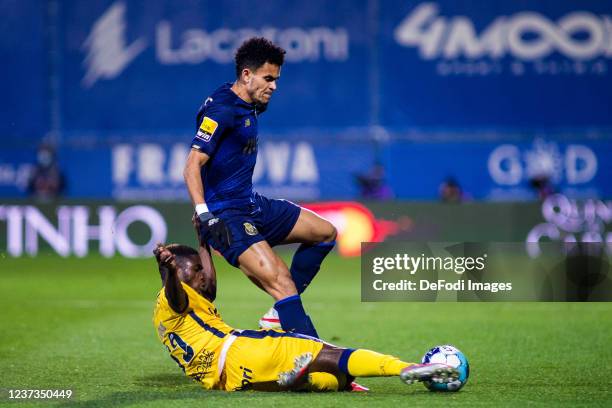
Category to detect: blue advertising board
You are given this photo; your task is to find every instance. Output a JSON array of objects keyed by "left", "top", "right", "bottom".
[
  {"left": 59, "top": 0, "right": 370, "bottom": 134},
  {"left": 0, "top": 148, "right": 37, "bottom": 197},
  {"left": 1, "top": 132, "right": 611, "bottom": 201},
  {"left": 2, "top": 1, "right": 612, "bottom": 200},
  {"left": 4, "top": 0, "right": 612, "bottom": 135},
  {"left": 387, "top": 134, "right": 612, "bottom": 200},
  {"left": 0, "top": 0, "right": 48, "bottom": 140},
  {"left": 379, "top": 1, "right": 612, "bottom": 128},
  {"left": 59, "top": 134, "right": 376, "bottom": 200}
]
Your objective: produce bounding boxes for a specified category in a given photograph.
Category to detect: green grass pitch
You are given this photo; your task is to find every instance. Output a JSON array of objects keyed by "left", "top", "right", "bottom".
[{"left": 1, "top": 252, "right": 611, "bottom": 407}]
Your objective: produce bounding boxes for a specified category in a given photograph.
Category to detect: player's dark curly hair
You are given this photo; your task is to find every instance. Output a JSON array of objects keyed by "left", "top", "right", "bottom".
[
  {"left": 155, "top": 243, "right": 198, "bottom": 283},
  {"left": 166, "top": 244, "right": 198, "bottom": 258},
  {"left": 235, "top": 37, "right": 286, "bottom": 78}
]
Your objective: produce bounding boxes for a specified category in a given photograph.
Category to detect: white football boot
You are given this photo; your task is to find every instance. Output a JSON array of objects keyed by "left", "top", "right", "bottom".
[
  {"left": 400, "top": 363, "right": 459, "bottom": 385},
  {"left": 258, "top": 306, "right": 282, "bottom": 330},
  {"left": 277, "top": 353, "right": 313, "bottom": 387}
]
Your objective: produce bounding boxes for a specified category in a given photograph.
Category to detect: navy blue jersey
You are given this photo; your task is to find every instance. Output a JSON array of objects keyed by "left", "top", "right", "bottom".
[{"left": 191, "top": 83, "right": 264, "bottom": 213}]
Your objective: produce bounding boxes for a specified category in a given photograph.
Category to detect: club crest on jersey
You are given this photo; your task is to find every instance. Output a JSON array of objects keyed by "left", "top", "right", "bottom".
[
  {"left": 243, "top": 222, "right": 258, "bottom": 236},
  {"left": 244, "top": 118, "right": 251, "bottom": 127},
  {"left": 196, "top": 116, "right": 218, "bottom": 142}
]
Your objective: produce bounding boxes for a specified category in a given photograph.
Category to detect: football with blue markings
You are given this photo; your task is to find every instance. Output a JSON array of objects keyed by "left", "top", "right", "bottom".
[{"left": 421, "top": 345, "right": 469, "bottom": 391}]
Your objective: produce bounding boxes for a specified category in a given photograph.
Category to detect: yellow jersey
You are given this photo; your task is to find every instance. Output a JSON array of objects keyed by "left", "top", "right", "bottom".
[{"left": 153, "top": 282, "right": 235, "bottom": 389}]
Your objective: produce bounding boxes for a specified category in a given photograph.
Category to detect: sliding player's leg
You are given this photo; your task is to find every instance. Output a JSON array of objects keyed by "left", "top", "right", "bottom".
[
  {"left": 301, "top": 345, "right": 459, "bottom": 391},
  {"left": 310, "top": 346, "right": 413, "bottom": 380},
  {"left": 221, "top": 333, "right": 458, "bottom": 393},
  {"left": 237, "top": 241, "right": 318, "bottom": 338}
]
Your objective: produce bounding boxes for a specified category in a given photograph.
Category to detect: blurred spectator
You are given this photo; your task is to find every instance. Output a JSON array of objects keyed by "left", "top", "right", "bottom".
[
  {"left": 439, "top": 177, "right": 464, "bottom": 203},
  {"left": 27, "top": 144, "right": 65, "bottom": 200},
  {"left": 529, "top": 175, "right": 554, "bottom": 200},
  {"left": 355, "top": 162, "right": 394, "bottom": 200}
]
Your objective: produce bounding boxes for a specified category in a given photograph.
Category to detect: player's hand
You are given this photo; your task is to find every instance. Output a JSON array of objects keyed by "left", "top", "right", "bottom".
[
  {"left": 153, "top": 244, "right": 177, "bottom": 271},
  {"left": 197, "top": 212, "right": 232, "bottom": 251}
]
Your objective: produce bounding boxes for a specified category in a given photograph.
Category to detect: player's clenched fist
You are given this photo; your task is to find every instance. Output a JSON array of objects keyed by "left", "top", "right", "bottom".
[
  {"left": 153, "top": 244, "right": 177, "bottom": 271},
  {"left": 197, "top": 212, "right": 232, "bottom": 251}
]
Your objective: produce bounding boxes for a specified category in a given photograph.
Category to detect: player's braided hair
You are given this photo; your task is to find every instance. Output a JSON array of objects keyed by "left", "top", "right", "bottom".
[
  {"left": 155, "top": 243, "right": 198, "bottom": 283},
  {"left": 235, "top": 37, "right": 286, "bottom": 78}
]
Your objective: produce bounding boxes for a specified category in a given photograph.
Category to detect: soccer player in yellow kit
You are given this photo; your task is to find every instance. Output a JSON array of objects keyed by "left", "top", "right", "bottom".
[{"left": 152, "top": 239, "right": 458, "bottom": 392}]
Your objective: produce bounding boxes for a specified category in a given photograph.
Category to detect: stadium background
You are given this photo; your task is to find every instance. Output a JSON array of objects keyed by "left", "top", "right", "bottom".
[{"left": 1, "top": 0, "right": 611, "bottom": 406}]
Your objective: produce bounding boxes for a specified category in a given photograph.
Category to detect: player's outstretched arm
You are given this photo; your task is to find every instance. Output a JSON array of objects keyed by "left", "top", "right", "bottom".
[
  {"left": 154, "top": 244, "right": 189, "bottom": 314},
  {"left": 199, "top": 244, "right": 217, "bottom": 302},
  {"left": 193, "top": 214, "right": 217, "bottom": 301}
]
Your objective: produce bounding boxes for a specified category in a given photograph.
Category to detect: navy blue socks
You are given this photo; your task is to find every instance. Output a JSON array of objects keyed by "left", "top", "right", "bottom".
[
  {"left": 271, "top": 241, "right": 335, "bottom": 338},
  {"left": 274, "top": 295, "right": 319, "bottom": 338},
  {"left": 290, "top": 241, "right": 335, "bottom": 294}
]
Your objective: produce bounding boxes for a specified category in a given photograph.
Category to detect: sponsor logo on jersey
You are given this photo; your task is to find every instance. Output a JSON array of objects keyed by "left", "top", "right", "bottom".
[
  {"left": 234, "top": 366, "right": 253, "bottom": 390},
  {"left": 192, "top": 350, "right": 215, "bottom": 381},
  {"left": 243, "top": 222, "right": 258, "bottom": 236},
  {"left": 196, "top": 117, "right": 219, "bottom": 142}
]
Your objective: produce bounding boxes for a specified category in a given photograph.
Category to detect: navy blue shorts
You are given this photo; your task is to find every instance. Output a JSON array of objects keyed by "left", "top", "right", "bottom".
[{"left": 208, "top": 193, "right": 301, "bottom": 267}]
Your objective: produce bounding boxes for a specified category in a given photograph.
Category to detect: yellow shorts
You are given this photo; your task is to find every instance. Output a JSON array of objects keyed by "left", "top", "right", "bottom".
[{"left": 222, "top": 330, "right": 324, "bottom": 391}]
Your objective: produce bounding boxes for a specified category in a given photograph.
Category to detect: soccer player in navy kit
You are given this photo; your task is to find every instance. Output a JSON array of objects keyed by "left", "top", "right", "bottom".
[{"left": 183, "top": 37, "right": 336, "bottom": 339}]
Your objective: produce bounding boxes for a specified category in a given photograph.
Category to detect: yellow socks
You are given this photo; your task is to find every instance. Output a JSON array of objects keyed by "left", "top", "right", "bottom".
[
  {"left": 304, "top": 349, "right": 414, "bottom": 391},
  {"left": 346, "top": 349, "right": 413, "bottom": 377},
  {"left": 304, "top": 372, "right": 340, "bottom": 391}
]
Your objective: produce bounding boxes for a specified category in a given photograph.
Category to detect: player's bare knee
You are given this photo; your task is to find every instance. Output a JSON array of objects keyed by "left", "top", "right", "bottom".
[
  {"left": 318, "top": 221, "right": 337, "bottom": 244},
  {"left": 326, "top": 224, "right": 337, "bottom": 243}
]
